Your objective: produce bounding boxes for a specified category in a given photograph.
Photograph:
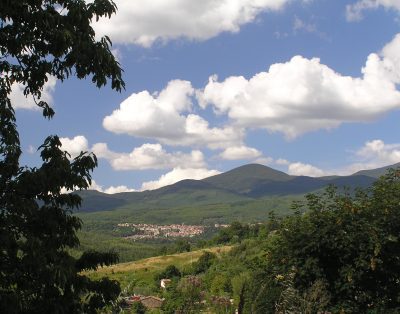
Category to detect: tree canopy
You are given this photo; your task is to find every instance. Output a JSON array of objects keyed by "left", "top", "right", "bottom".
[
  {"left": 174, "top": 170, "right": 400, "bottom": 313},
  {"left": 0, "top": 1, "right": 125, "bottom": 313}
]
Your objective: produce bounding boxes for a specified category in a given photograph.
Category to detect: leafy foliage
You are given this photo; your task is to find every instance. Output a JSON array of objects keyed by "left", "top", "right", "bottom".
[
  {"left": 267, "top": 173, "right": 400, "bottom": 312},
  {"left": 208, "top": 170, "right": 400, "bottom": 313},
  {"left": 192, "top": 251, "right": 217, "bottom": 274},
  {"left": 155, "top": 265, "right": 181, "bottom": 281},
  {"left": 132, "top": 170, "right": 400, "bottom": 313},
  {"left": 130, "top": 301, "right": 147, "bottom": 314},
  {"left": 0, "top": 0, "right": 124, "bottom": 312}
]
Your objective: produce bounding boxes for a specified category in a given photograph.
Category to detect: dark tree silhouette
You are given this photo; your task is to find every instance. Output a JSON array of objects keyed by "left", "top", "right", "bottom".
[{"left": 0, "top": 1, "right": 125, "bottom": 313}]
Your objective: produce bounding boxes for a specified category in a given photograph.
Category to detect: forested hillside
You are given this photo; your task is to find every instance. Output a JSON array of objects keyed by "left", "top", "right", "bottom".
[{"left": 90, "top": 169, "right": 400, "bottom": 313}]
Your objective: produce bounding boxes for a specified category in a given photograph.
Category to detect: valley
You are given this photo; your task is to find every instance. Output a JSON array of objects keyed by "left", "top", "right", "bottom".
[
  {"left": 80, "top": 164, "right": 400, "bottom": 313},
  {"left": 74, "top": 163, "right": 397, "bottom": 264}
]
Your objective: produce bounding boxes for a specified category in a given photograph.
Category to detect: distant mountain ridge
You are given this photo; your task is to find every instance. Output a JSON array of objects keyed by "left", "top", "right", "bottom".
[
  {"left": 76, "top": 163, "right": 400, "bottom": 213},
  {"left": 352, "top": 162, "right": 400, "bottom": 178}
]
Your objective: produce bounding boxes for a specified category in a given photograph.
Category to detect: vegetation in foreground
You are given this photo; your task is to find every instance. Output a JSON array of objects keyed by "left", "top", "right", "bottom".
[
  {"left": 95, "top": 169, "right": 400, "bottom": 313},
  {"left": 0, "top": 1, "right": 124, "bottom": 313},
  {"left": 87, "top": 246, "right": 231, "bottom": 293}
]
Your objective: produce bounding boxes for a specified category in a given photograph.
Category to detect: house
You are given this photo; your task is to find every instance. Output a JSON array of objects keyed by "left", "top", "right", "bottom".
[
  {"left": 160, "top": 278, "right": 172, "bottom": 289},
  {"left": 121, "top": 295, "right": 142, "bottom": 308},
  {"left": 140, "top": 296, "right": 164, "bottom": 309}
]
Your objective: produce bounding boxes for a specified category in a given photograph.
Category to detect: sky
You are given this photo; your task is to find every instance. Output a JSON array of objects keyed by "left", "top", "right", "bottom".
[{"left": 12, "top": 0, "right": 400, "bottom": 193}]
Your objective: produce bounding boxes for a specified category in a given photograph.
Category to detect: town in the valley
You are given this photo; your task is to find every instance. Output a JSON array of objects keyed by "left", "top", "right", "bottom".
[{"left": 116, "top": 223, "right": 229, "bottom": 240}]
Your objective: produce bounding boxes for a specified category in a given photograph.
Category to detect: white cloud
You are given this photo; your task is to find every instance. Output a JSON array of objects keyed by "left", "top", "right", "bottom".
[
  {"left": 140, "top": 167, "right": 221, "bottom": 191},
  {"left": 346, "top": 0, "right": 400, "bottom": 21},
  {"left": 92, "top": 142, "right": 206, "bottom": 170},
  {"left": 288, "top": 162, "right": 325, "bottom": 177},
  {"left": 276, "top": 158, "right": 290, "bottom": 165},
  {"left": 60, "top": 135, "right": 89, "bottom": 158},
  {"left": 61, "top": 179, "right": 136, "bottom": 194},
  {"left": 89, "top": 180, "right": 136, "bottom": 194},
  {"left": 88, "top": 180, "right": 104, "bottom": 192},
  {"left": 254, "top": 156, "right": 274, "bottom": 165},
  {"left": 355, "top": 139, "right": 400, "bottom": 166},
  {"left": 103, "top": 80, "right": 243, "bottom": 149},
  {"left": 285, "top": 140, "right": 400, "bottom": 177},
  {"left": 103, "top": 185, "right": 136, "bottom": 194},
  {"left": 92, "top": 0, "right": 291, "bottom": 47},
  {"left": 292, "top": 16, "right": 328, "bottom": 40},
  {"left": 111, "top": 48, "right": 122, "bottom": 62},
  {"left": 198, "top": 33, "right": 400, "bottom": 139},
  {"left": 220, "top": 146, "right": 262, "bottom": 160},
  {"left": 10, "top": 76, "right": 57, "bottom": 110},
  {"left": 293, "top": 16, "right": 316, "bottom": 33}
]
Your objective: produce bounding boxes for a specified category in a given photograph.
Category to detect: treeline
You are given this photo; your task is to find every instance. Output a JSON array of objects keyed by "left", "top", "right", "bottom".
[
  {"left": 71, "top": 232, "right": 208, "bottom": 263},
  {"left": 139, "top": 169, "right": 400, "bottom": 313}
]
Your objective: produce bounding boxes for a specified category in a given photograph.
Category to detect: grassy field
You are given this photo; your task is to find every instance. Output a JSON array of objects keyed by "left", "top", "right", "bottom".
[
  {"left": 70, "top": 231, "right": 167, "bottom": 263},
  {"left": 86, "top": 246, "right": 232, "bottom": 294},
  {"left": 74, "top": 195, "right": 300, "bottom": 267}
]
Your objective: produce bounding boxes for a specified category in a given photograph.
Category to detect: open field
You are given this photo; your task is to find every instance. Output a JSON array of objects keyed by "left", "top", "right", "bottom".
[{"left": 87, "top": 246, "right": 232, "bottom": 290}]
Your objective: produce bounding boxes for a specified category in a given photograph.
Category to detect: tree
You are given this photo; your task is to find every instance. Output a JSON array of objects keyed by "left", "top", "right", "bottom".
[
  {"left": 130, "top": 301, "right": 147, "bottom": 314},
  {"left": 231, "top": 272, "right": 250, "bottom": 314},
  {"left": 265, "top": 171, "right": 400, "bottom": 312},
  {"left": 175, "top": 239, "right": 191, "bottom": 253},
  {"left": 192, "top": 251, "right": 217, "bottom": 274},
  {"left": 0, "top": 1, "right": 124, "bottom": 313},
  {"left": 162, "top": 276, "right": 204, "bottom": 314},
  {"left": 156, "top": 265, "right": 181, "bottom": 282}
]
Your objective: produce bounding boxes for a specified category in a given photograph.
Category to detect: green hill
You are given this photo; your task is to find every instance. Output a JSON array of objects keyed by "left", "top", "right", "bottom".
[
  {"left": 75, "top": 163, "right": 399, "bottom": 231},
  {"left": 352, "top": 162, "right": 400, "bottom": 178},
  {"left": 203, "top": 163, "right": 292, "bottom": 194},
  {"left": 86, "top": 246, "right": 232, "bottom": 289},
  {"left": 77, "top": 179, "right": 249, "bottom": 213}
]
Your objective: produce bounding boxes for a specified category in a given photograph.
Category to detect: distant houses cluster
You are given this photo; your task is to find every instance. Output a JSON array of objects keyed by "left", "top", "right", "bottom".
[{"left": 117, "top": 223, "right": 205, "bottom": 240}]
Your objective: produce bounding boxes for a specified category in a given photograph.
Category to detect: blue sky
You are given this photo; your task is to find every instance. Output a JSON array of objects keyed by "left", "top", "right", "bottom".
[{"left": 13, "top": 0, "right": 400, "bottom": 193}]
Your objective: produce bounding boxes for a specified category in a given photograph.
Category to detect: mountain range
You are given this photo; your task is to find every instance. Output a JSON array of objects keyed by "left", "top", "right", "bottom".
[{"left": 77, "top": 162, "right": 400, "bottom": 214}]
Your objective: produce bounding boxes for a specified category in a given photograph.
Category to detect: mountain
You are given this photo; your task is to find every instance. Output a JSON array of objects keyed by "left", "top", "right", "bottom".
[
  {"left": 247, "top": 174, "right": 376, "bottom": 198},
  {"left": 352, "top": 162, "right": 400, "bottom": 178},
  {"left": 76, "top": 179, "right": 249, "bottom": 212},
  {"left": 77, "top": 163, "right": 399, "bottom": 214},
  {"left": 76, "top": 190, "right": 127, "bottom": 212},
  {"left": 203, "top": 164, "right": 292, "bottom": 194}
]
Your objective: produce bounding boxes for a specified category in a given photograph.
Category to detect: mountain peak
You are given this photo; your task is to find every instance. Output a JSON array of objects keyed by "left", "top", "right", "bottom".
[{"left": 203, "top": 163, "right": 291, "bottom": 193}]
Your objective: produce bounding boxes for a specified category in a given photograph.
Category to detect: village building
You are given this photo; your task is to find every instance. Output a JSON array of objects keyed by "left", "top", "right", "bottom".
[
  {"left": 160, "top": 278, "right": 172, "bottom": 289},
  {"left": 121, "top": 294, "right": 164, "bottom": 310},
  {"left": 140, "top": 296, "right": 164, "bottom": 309}
]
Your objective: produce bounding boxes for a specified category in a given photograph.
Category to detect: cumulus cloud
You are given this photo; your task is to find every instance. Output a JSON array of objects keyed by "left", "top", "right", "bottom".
[
  {"left": 89, "top": 180, "right": 136, "bottom": 194},
  {"left": 140, "top": 167, "right": 221, "bottom": 191},
  {"left": 92, "top": 0, "right": 291, "bottom": 47},
  {"left": 102, "top": 185, "right": 136, "bottom": 194},
  {"left": 60, "top": 135, "right": 89, "bottom": 158},
  {"left": 288, "top": 162, "right": 325, "bottom": 177},
  {"left": 103, "top": 80, "right": 243, "bottom": 149},
  {"left": 220, "top": 146, "right": 262, "bottom": 160},
  {"left": 354, "top": 139, "right": 400, "bottom": 167},
  {"left": 92, "top": 142, "right": 206, "bottom": 170},
  {"left": 346, "top": 0, "right": 400, "bottom": 21},
  {"left": 10, "top": 76, "right": 57, "bottom": 110},
  {"left": 276, "top": 158, "right": 290, "bottom": 165},
  {"left": 255, "top": 157, "right": 274, "bottom": 165},
  {"left": 198, "top": 33, "right": 400, "bottom": 139},
  {"left": 285, "top": 140, "right": 400, "bottom": 177}
]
